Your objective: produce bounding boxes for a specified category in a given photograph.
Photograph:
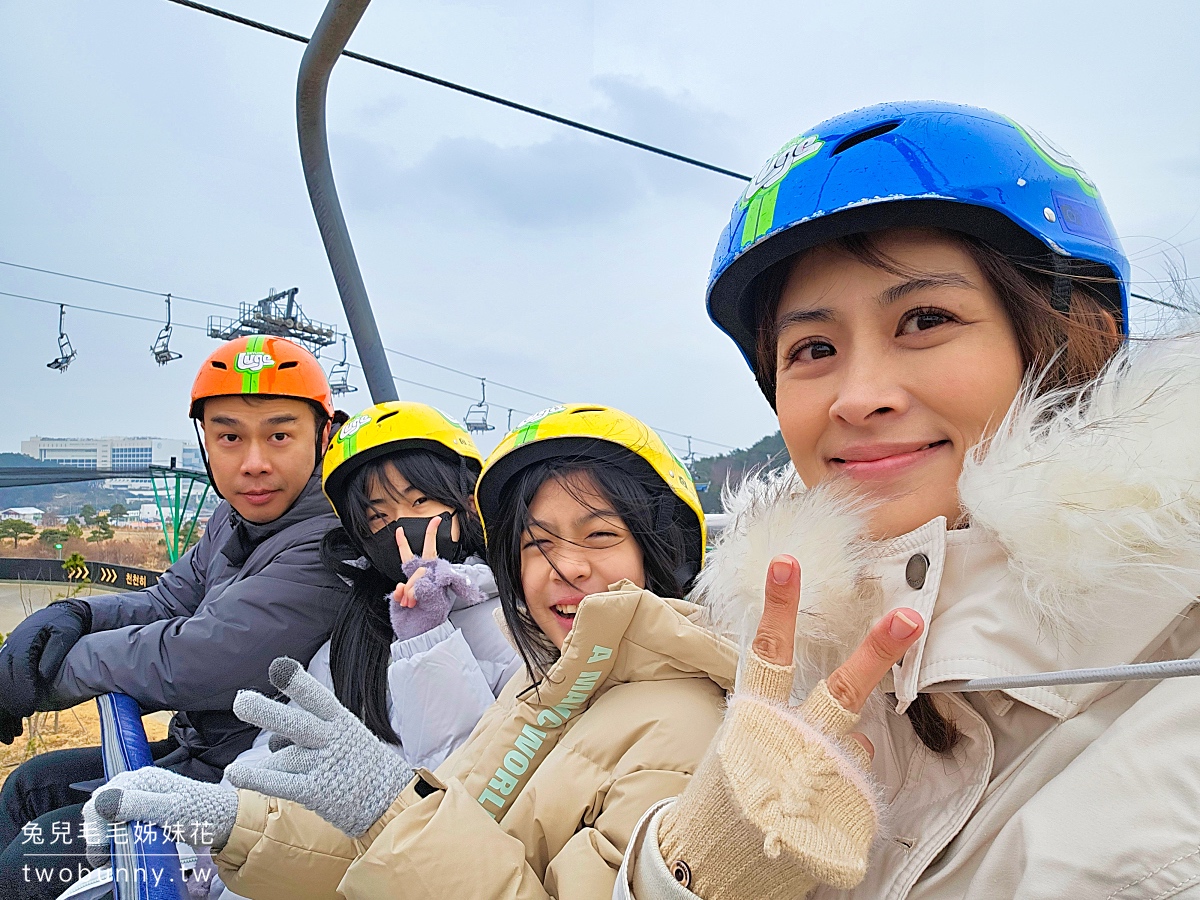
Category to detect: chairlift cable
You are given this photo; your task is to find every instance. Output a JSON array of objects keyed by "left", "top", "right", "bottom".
[
  {"left": 0, "top": 259, "right": 239, "bottom": 311},
  {"left": 2, "top": 287, "right": 738, "bottom": 449},
  {"left": 1130, "top": 291, "right": 1191, "bottom": 313},
  {"left": 346, "top": 361, "right": 515, "bottom": 408},
  {"left": 160, "top": 0, "right": 752, "bottom": 183}
]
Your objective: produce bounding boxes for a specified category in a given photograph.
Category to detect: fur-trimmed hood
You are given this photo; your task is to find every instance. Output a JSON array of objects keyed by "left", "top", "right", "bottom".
[{"left": 697, "top": 325, "right": 1200, "bottom": 705}]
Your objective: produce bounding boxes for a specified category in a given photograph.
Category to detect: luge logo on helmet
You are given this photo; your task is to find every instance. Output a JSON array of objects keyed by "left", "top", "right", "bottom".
[
  {"left": 516, "top": 405, "right": 566, "bottom": 431},
  {"left": 337, "top": 414, "right": 372, "bottom": 442},
  {"left": 738, "top": 134, "right": 824, "bottom": 248},
  {"left": 1010, "top": 119, "right": 1097, "bottom": 197},
  {"left": 234, "top": 352, "right": 276, "bottom": 374},
  {"left": 741, "top": 134, "right": 824, "bottom": 205}
]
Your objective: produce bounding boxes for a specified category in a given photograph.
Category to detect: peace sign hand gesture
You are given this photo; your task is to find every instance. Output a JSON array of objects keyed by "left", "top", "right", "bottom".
[
  {"left": 388, "top": 515, "right": 481, "bottom": 643},
  {"left": 393, "top": 516, "right": 442, "bottom": 609},
  {"left": 656, "top": 555, "right": 924, "bottom": 900}
]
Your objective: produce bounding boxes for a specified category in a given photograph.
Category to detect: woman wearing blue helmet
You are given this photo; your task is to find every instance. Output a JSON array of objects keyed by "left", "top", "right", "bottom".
[{"left": 618, "top": 102, "right": 1200, "bottom": 899}]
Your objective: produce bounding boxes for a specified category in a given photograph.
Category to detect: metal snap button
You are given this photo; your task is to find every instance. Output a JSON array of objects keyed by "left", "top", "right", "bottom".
[
  {"left": 671, "top": 860, "right": 692, "bottom": 887},
  {"left": 905, "top": 553, "right": 929, "bottom": 590}
]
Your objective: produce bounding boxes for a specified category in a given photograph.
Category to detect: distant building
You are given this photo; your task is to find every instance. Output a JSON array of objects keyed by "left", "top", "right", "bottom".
[
  {"left": 1, "top": 507, "right": 44, "bottom": 525},
  {"left": 20, "top": 436, "right": 204, "bottom": 502},
  {"left": 20, "top": 436, "right": 200, "bottom": 471}
]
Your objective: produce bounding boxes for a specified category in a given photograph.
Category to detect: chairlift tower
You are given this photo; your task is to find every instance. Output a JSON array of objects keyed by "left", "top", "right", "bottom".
[
  {"left": 46, "top": 304, "right": 78, "bottom": 373},
  {"left": 297, "top": 0, "right": 398, "bottom": 400},
  {"left": 150, "top": 294, "right": 184, "bottom": 365},
  {"left": 206, "top": 287, "right": 338, "bottom": 356}
]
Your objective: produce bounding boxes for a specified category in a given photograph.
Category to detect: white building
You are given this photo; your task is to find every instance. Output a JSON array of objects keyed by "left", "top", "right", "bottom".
[
  {"left": 21, "top": 436, "right": 202, "bottom": 472},
  {"left": 20, "top": 436, "right": 205, "bottom": 501},
  {"left": 1, "top": 507, "right": 44, "bottom": 526}
]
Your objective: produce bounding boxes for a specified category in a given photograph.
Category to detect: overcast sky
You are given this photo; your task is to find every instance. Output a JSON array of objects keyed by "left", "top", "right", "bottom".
[{"left": 2, "top": 0, "right": 1197, "bottom": 460}]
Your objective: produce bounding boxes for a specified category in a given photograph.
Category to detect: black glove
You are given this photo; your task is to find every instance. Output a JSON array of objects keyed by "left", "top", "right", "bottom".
[
  {"left": 0, "top": 599, "right": 93, "bottom": 721},
  {"left": 0, "top": 708, "right": 23, "bottom": 745}
]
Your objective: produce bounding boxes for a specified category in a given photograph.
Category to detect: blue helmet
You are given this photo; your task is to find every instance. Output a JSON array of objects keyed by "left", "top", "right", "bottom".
[{"left": 707, "top": 101, "right": 1129, "bottom": 395}]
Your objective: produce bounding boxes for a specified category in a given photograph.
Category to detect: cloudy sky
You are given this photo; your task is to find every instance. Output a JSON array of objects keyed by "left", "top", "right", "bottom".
[{"left": 2, "top": 0, "right": 1197, "bottom": 460}]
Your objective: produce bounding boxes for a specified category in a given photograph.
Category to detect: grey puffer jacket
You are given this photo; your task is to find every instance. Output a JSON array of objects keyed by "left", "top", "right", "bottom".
[{"left": 47, "top": 474, "right": 349, "bottom": 781}]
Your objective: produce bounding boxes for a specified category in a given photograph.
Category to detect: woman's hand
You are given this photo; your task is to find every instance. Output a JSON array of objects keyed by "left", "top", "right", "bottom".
[
  {"left": 751, "top": 554, "right": 923, "bottom": 760},
  {"left": 655, "top": 554, "right": 924, "bottom": 899}
]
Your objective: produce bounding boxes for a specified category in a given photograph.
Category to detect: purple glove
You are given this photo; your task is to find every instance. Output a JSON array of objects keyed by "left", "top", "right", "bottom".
[{"left": 389, "top": 558, "right": 482, "bottom": 643}]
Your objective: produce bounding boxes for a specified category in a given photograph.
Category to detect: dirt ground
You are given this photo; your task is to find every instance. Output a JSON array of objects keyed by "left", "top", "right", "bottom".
[
  {"left": 0, "top": 580, "right": 172, "bottom": 791},
  {"left": 0, "top": 581, "right": 119, "bottom": 636},
  {"left": 0, "top": 526, "right": 182, "bottom": 571},
  {"left": 0, "top": 705, "right": 171, "bottom": 792}
]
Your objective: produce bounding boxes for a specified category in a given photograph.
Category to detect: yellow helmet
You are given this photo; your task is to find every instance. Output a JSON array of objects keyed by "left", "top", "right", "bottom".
[
  {"left": 322, "top": 401, "right": 483, "bottom": 520},
  {"left": 476, "top": 404, "right": 705, "bottom": 579}
]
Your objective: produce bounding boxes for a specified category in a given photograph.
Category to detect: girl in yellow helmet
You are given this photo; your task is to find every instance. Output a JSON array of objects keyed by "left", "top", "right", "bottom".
[
  {"left": 88, "top": 405, "right": 737, "bottom": 900},
  {"left": 228, "top": 401, "right": 519, "bottom": 782}
]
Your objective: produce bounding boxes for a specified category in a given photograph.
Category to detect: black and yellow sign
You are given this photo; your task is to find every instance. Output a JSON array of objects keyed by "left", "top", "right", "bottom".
[{"left": 0, "top": 558, "right": 160, "bottom": 589}]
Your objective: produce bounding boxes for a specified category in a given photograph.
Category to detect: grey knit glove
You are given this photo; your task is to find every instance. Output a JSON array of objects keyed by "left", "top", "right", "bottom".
[
  {"left": 81, "top": 767, "right": 239, "bottom": 866},
  {"left": 225, "top": 657, "right": 415, "bottom": 838}
]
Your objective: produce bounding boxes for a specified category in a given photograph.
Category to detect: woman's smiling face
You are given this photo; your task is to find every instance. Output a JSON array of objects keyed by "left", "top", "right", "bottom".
[
  {"left": 519, "top": 471, "right": 645, "bottom": 649},
  {"left": 772, "top": 228, "right": 1025, "bottom": 539}
]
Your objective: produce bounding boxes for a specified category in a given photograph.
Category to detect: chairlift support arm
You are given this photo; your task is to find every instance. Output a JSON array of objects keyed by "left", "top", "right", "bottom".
[{"left": 297, "top": 0, "right": 397, "bottom": 402}]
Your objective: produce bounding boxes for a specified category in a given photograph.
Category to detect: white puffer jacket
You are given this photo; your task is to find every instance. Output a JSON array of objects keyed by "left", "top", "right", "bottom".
[
  {"left": 620, "top": 326, "right": 1200, "bottom": 899},
  {"left": 208, "top": 559, "right": 520, "bottom": 900},
  {"left": 227, "top": 558, "right": 520, "bottom": 775}
]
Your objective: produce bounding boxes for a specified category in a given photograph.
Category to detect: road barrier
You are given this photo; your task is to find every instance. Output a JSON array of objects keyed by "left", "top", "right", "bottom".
[{"left": 0, "top": 557, "right": 160, "bottom": 590}]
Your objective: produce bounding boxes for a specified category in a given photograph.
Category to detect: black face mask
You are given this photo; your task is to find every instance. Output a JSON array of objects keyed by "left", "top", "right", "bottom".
[{"left": 361, "top": 512, "right": 463, "bottom": 585}]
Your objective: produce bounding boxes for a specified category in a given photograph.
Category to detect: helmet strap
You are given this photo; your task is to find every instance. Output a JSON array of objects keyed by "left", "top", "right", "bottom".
[
  {"left": 1050, "top": 254, "right": 1073, "bottom": 315},
  {"left": 314, "top": 412, "right": 332, "bottom": 473},
  {"left": 655, "top": 499, "right": 675, "bottom": 533},
  {"left": 192, "top": 418, "right": 225, "bottom": 501}
]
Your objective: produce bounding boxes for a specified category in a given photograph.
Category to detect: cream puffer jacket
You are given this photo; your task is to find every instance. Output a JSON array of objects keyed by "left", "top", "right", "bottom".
[
  {"left": 215, "top": 583, "right": 737, "bottom": 900},
  {"left": 620, "top": 326, "right": 1200, "bottom": 899}
]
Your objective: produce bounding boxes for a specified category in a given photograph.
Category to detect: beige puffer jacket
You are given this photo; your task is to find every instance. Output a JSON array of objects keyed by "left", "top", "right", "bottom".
[
  {"left": 215, "top": 582, "right": 737, "bottom": 900},
  {"left": 620, "top": 327, "right": 1200, "bottom": 898}
]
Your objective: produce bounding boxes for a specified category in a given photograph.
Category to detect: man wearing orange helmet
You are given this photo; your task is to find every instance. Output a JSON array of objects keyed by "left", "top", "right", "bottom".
[{"left": 0, "top": 336, "right": 350, "bottom": 900}]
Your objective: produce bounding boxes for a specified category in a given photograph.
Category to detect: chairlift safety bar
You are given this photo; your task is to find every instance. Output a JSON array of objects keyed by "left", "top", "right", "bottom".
[{"left": 920, "top": 657, "right": 1200, "bottom": 694}]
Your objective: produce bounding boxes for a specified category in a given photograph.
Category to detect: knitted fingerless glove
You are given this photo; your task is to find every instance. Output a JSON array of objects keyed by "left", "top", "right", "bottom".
[
  {"left": 389, "top": 558, "right": 481, "bottom": 642},
  {"left": 657, "top": 652, "right": 880, "bottom": 900}
]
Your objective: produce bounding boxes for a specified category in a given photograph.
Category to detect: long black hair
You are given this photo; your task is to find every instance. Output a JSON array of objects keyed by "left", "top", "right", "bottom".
[
  {"left": 321, "top": 448, "right": 484, "bottom": 743},
  {"left": 487, "top": 448, "right": 693, "bottom": 683}
]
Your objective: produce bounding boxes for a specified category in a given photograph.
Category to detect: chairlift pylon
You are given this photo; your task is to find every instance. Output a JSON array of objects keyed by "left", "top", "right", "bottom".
[
  {"left": 206, "top": 287, "right": 338, "bottom": 356},
  {"left": 464, "top": 378, "right": 495, "bottom": 433},
  {"left": 46, "top": 304, "right": 77, "bottom": 373},
  {"left": 329, "top": 334, "right": 358, "bottom": 397},
  {"left": 150, "top": 294, "right": 184, "bottom": 365}
]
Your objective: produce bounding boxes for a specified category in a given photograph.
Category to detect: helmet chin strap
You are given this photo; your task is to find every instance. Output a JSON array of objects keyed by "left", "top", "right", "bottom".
[
  {"left": 1050, "top": 254, "right": 1074, "bottom": 315},
  {"left": 192, "top": 412, "right": 330, "bottom": 507},
  {"left": 193, "top": 418, "right": 224, "bottom": 501}
]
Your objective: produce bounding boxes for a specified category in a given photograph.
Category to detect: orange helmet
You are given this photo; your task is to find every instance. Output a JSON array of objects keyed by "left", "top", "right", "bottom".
[{"left": 189, "top": 335, "right": 334, "bottom": 420}]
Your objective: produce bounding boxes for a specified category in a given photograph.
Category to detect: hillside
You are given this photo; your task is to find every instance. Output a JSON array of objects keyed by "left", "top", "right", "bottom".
[
  {"left": 0, "top": 453, "right": 129, "bottom": 514},
  {"left": 690, "top": 431, "right": 790, "bottom": 514}
]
